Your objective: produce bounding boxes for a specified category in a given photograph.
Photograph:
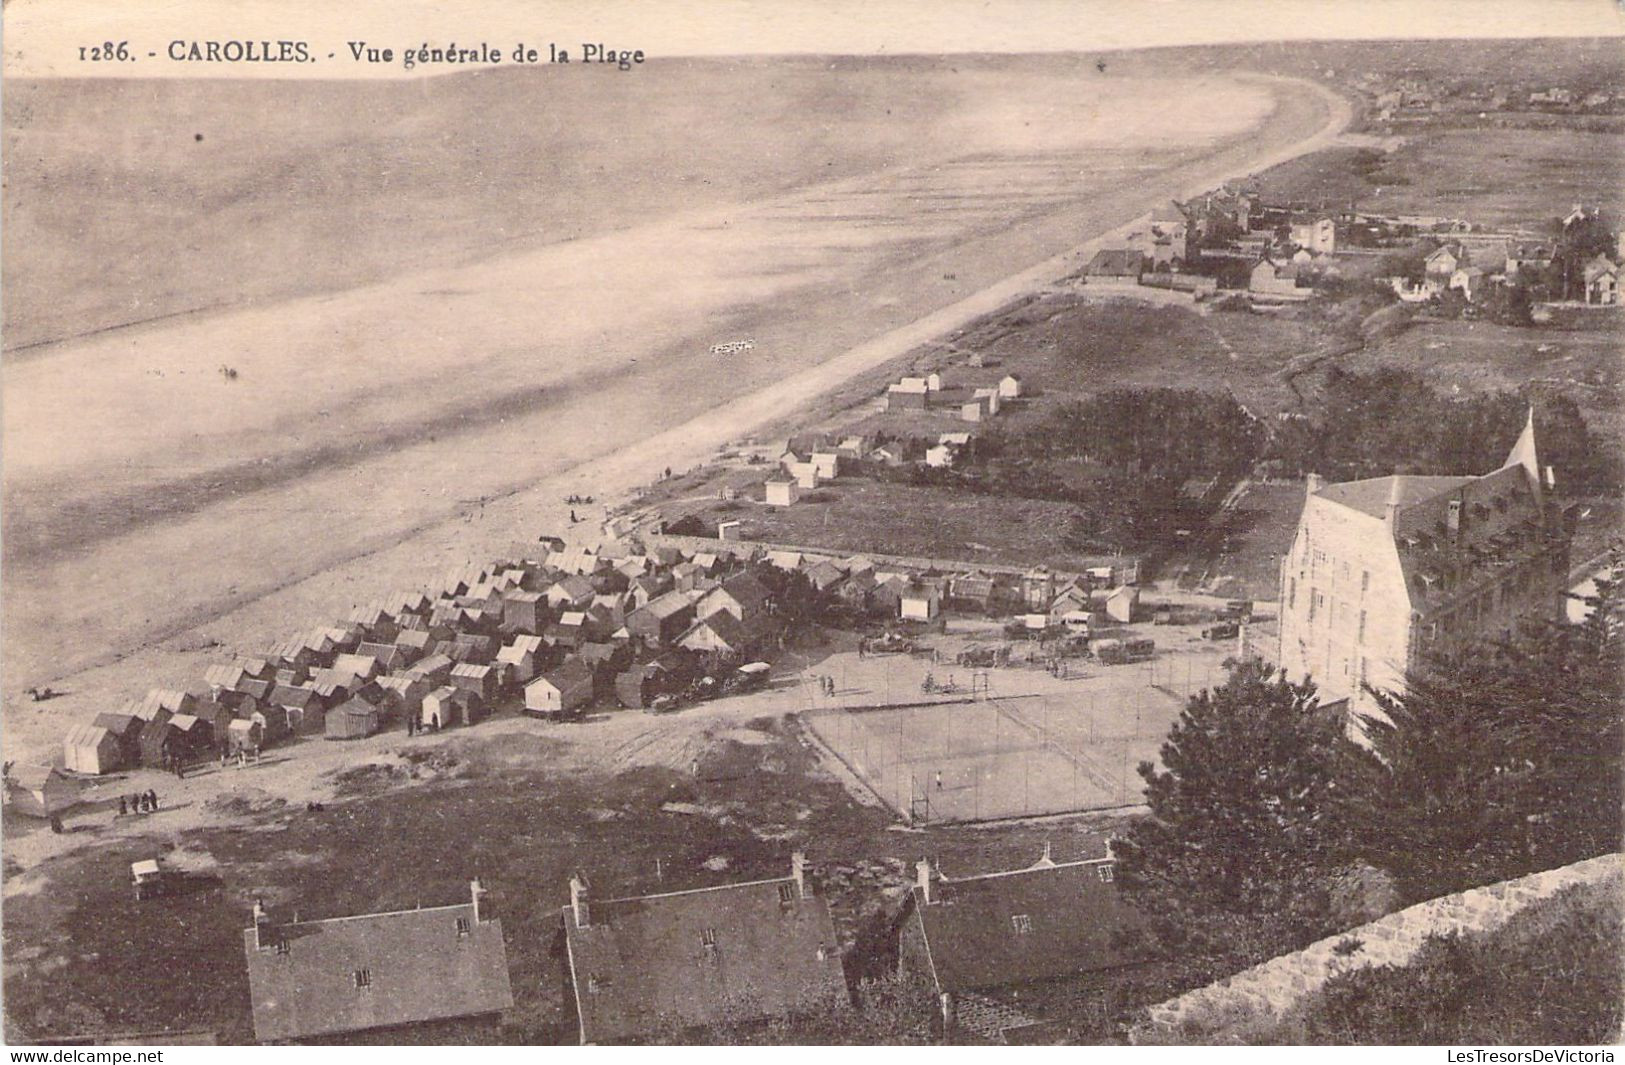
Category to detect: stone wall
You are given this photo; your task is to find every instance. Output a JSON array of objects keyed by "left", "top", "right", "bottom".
[{"left": 1132, "top": 853, "right": 1622, "bottom": 1042}]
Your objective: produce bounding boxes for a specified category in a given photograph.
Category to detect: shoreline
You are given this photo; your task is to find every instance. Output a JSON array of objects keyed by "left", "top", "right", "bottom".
[{"left": 1, "top": 74, "right": 1349, "bottom": 763}]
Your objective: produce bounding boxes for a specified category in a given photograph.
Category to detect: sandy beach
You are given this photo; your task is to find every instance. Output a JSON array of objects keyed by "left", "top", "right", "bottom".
[{"left": 2, "top": 71, "right": 1347, "bottom": 762}]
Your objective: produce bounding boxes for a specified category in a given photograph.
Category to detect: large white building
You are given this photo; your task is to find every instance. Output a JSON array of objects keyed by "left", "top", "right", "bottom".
[{"left": 1277, "top": 415, "right": 1570, "bottom": 716}]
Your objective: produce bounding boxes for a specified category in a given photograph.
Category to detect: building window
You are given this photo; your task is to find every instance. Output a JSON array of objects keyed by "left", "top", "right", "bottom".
[
  {"left": 1098, "top": 864, "right": 1114, "bottom": 883},
  {"left": 1288, "top": 578, "right": 1296, "bottom": 611},
  {"left": 1358, "top": 610, "right": 1367, "bottom": 642},
  {"left": 700, "top": 928, "right": 718, "bottom": 947},
  {"left": 1011, "top": 914, "right": 1033, "bottom": 935},
  {"left": 455, "top": 917, "right": 471, "bottom": 937},
  {"left": 778, "top": 882, "right": 796, "bottom": 904},
  {"left": 353, "top": 969, "right": 371, "bottom": 990},
  {"left": 274, "top": 940, "right": 290, "bottom": 956},
  {"left": 1361, "top": 570, "right": 1370, "bottom": 594},
  {"left": 587, "top": 975, "right": 605, "bottom": 995}
]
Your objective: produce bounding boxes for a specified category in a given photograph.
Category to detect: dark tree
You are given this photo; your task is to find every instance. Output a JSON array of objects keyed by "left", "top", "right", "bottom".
[{"left": 1113, "top": 660, "right": 1353, "bottom": 969}]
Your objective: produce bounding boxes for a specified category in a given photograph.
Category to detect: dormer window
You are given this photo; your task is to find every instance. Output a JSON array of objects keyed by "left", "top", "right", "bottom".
[
  {"left": 456, "top": 917, "right": 472, "bottom": 937},
  {"left": 778, "top": 882, "right": 796, "bottom": 904},
  {"left": 353, "top": 968, "right": 372, "bottom": 990},
  {"left": 275, "top": 940, "right": 290, "bottom": 956},
  {"left": 1098, "top": 864, "right": 1115, "bottom": 883},
  {"left": 1011, "top": 914, "right": 1033, "bottom": 935}
]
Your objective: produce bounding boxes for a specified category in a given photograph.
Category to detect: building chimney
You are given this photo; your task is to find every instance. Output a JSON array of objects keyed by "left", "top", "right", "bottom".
[
  {"left": 1446, "top": 498, "right": 1462, "bottom": 539},
  {"left": 252, "top": 898, "right": 273, "bottom": 951},
  {"left": 1385, "top": 476, "right": 1405, "bottom": 529},
  {"left": 915, "top": 858, "right": 933, "bottom": 905},
  {"left": 470, "top": 878, "right": 490, "bottom": 924},
  {"left": 1305, "top": 473, "right": 1322, "bottom": 497},
  {"left": 1544, "top": 465, "right": 1556, "bottom": 490},
  {"left": 790, "top": 851, "right": 808, "bottom": 899},
  {"left": 569, "top": 874, "right": 591, "bottom": 929}
]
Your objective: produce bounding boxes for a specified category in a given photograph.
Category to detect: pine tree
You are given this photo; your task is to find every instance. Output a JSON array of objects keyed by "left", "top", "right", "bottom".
[
  {"left": 1113, "top": 659, "right": 1351, "bottom": 968},
  {"left": 1343, "top": 548, "right": 1624, "bottom": 904}
]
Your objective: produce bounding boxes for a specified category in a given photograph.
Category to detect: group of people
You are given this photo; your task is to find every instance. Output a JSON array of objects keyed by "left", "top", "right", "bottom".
[
  {"left": 404, "top": 713, "right": 441, "bottom": 737},
  {"left": 815, "top": 674, "right": 837, "bottom": 697},
  {"left": 119, "top": 790, "right": 160, "bottom": 816}
]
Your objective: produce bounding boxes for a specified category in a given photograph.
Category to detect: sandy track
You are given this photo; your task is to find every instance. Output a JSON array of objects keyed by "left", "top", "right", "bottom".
[{"left": 2, "top": 74, "right": 1347, "bottom": 761}]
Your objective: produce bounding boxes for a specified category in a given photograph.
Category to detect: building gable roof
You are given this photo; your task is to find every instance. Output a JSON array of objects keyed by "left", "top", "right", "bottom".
[
  {"left": 912, "top": 855, "right": 1141, "bottom": 995},
  {"left": 242, "top": 898, "right": 512, "bottom": 1042},
  {"left": 563, "top": 873, "right": 845, "bottom": 1043}
]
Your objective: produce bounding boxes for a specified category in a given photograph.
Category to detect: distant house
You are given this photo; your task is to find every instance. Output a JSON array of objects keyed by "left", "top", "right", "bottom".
[
  {"left": 63, "top": 723, "right": 121, "bottom": 775},
  {"left": 948, "top": 571, "right": 996, "bottom": 612},
  {"left": 1289, "top": 217, "right": 1336, "bottom": 256},
  {"left": 810, "top": 450, "right": 842, "bottom": 480},
  {"left": 4, "top": 764, "right": 77, "bottom": 819},
  {"left": 1423, "top": 243, "right": 1460, "bottom": 281},
  {"left": 243, "top": 880, "right": 511, "bottom": 1044},
  {"left": 676, "top": 608, "right": 757, "bottom": 656},
  {"left": 561, "top": 854, "right": 847, "bottom": 1044},
  {"left": 899, "top": 581, "right": 942, "bottom": 621},
  {"left": 697, "top": 573, "right": 772, "bottom": 626},
  {"left": 897, "top": 850, "right": 1145, "bottom": 1037},
  {"left": 626, "top": 591, "right": 698, "bottom": 648},
  {"left": 1105, "top": 584, "right": 1140, "bottom": 624},
  {"left": 1583, "top": 255, "right": 1619, "bottom": 305},
  {"left": 1506, "top": 243, "right": 1553, "bottom": 277},
  {"left": 546, "top": 575, "right": 596, "bottom": 610},
  {"left": 613, "top": 662, "right": 669, "bottom": 709},
  {"left": 496, "top": 636, "right": 545, "bottom": 684},
  {"left": 961, "top": 396, "right": 992, "bottom": 423},
  {"left": 924, "top": 444, "right": 957, "bottom": 469},
  {"left": 1248, "top": 258, "right": 1308, "bottom": 300},
  {"left": 1449, "top": 266, "right": 1488, "bottom": 302},
  {"left": 501, "top": 590, "right": 547, "bottom": 633},
  {"left": 886, "top": 377, "right": 930, "bottom": 411},
  {"left": 525, "top": 660, "right": 595, "bottom": 719},
  {"left": 973, "top": 387, "right": 1002, "bottom": 415},
  {"left": 764, "top": 477, "right": 800, "bottom": 507},
  {"left": 1021, "top": 567, "right": 1056, "bottom": 612},
  {"left": 805, "top": 559, "right": 847, "bottom": 593},
  {"left": 1142, "top": 204, "right": 1190, "bottom": 266},
  {"left": 1083, "top": 249, "right": 1147, "bottom": 284}
]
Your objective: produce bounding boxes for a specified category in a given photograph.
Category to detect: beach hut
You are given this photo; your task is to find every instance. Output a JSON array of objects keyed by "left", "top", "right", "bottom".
[
  {"left": 4, "top": 765, "right": 78, "bottom": 819},
  {"left": 168, "top": 713, "right": 215, "bottom": 760},
  {"left": 139, "top": 720, "right": 180, "bottom": 768},
  {"left": 324, "top": 698, "right": 381, "bottom": 741},
  {"left": 92, "top": 712, "right": 145, "bottom": 766},
  {"left": 226, "top": 718, "right": 264, "bottom": 754},
  {"left": 62, "top": 723, "right": 121, "bottom": 775}
]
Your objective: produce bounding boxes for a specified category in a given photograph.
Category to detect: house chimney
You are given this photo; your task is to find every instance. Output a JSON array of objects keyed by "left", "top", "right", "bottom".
[
  {"left": 1446, "top": 498, "right": 1462, "bottom": 539},
  {"left": 569, "top": 874, "right": 591, "bottom": 929},
  {"left": 1385, "top": 477, "right": 1404, "bottom": 529},
  {"left": 791, "top": 851, "right": 808, "bottom": 899},
  {"left": 252, "top": 898, "right": 273, "bottom": 950},
  {"left": 1544, "top": 465, "right": 1556, "bottom": 490},
  {"left": 470, "top": 878, "right": 490, "bottom": 924},
  {"left": 1305, "top": 473, "right": 1322, "bottom": 497},
  {"left": 915, "top": 858, "right": 933, "bottom": 905}
]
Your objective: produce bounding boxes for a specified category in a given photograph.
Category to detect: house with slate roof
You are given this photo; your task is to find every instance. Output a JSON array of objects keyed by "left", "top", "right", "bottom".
[
  {"left": 561, "top": 854, "right": 847, "bottom": 1043},
  {"left": 897, "top": 847, "right": 1146, "bottom": 1041},
  {"left": 243, "top": 880, "right": 511, "bottom": 1043},
  {"left": 1278, "top": 413, "right": 1569, "bottom": 719}
]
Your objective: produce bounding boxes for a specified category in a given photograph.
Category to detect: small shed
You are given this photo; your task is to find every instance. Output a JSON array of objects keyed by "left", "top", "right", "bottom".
[
  {"left": 450, "top": 662, "right": 497, "bottom": 703},
  {"left": 5, "top": 764, "right": 78, "bottom": 818},
  {"left": 226, "top": 718, "right": 265, "bottom": 753},
  {"left": 421, "top": 686, "right": 480, "bottom": 730},
  {"left": 900, "top": 582, "right": 942, "bottom": 621},
  {"left": 138, "top": 720, "right": 180, "bottom": 768},
  {"left": 92, "top": 712, "right": 145, "bottom": 765},
  {"left": 765, "top": 478, "right": 800, "bottom": 506},
  {"left": 324, "top": 698, "right": 381, "bottom": 741},
  {"left": 525, "top": 661, "right": 595, "bottom": 719},
  {"left": 63, "top": 724, "right": 121, "bottom": 775},
  {"left": 168, "top": 714, "right": 216, "bottom": 759},
  {"left": 1105, "top": 585, "right": 1140, "bottom": 624}
]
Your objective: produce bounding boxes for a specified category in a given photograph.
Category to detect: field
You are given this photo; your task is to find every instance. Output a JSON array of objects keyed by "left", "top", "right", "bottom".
[
  {"left": 0, "top": 704, "right": 1135, "bottom": 1044},
  {"left": 1248, "top": 127, "right": 1625, "bottom": 227},
  {"left": 682, "top": 479, "right": 1124, "bottom": 572}
]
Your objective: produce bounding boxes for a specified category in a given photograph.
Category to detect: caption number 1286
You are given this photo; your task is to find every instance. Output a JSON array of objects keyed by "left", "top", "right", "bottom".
[{"left": 80, "top": 42, "right": 134, "bottom": 61}]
